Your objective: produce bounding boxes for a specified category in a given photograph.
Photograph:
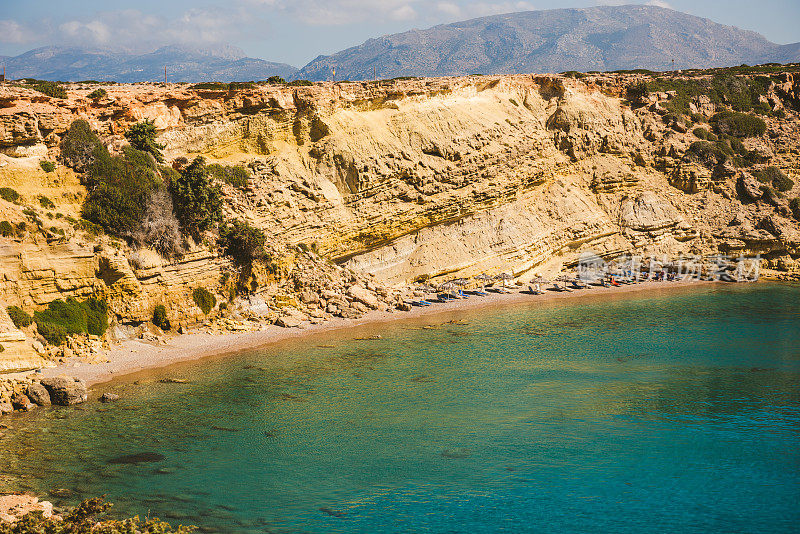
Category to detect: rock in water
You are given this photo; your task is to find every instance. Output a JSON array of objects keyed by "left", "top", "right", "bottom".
[
  {"left": 99, "top": 392, "right": 120, "bottom": 403},
  {"left": 10, "top": 392, "right": 33, "bottom": 411},
  {"left": 108, "top": 452, "right": 166, "bottom": 465},
  {"left": 26, "top": 382, "right": 51, "bottom": 406},
  {"left": 40, "top": 376, "right": 88, "bottom": 406}
]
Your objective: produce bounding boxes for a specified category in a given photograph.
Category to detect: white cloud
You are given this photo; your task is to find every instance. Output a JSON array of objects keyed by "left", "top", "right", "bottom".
[
  {"left": 646, "top": 0, "right": 672, "bottom": 8},
  {"left": 0, "top": 20, "right": 39, "bottom": 44}
]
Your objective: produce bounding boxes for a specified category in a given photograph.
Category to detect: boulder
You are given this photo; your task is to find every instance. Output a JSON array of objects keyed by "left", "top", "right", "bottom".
[
  {"left": 0, "top": 401, "right": 13, "bottom": 415},
  {"left": 40, "top": 376, "right": 88, "bottom": 406},
  {"left": 346, "top": 285, "right": 380, "bottom": 310},
  {"left": 26, "top": 383, "right": 52, "bottom": 406},
  {"left": 299, "top": 290, "right": 319, "bottom": 304},
  {"left": 275, "top": 315, "right": 302, "bottom": 328},
  {"left": 11, "top": 392, "right": 33, "bottom": 411}
]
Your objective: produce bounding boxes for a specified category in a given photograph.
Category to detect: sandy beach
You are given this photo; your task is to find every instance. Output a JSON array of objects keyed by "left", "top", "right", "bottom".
[{"left": 37, "top": 279, "right": 721, "bottom": 387}]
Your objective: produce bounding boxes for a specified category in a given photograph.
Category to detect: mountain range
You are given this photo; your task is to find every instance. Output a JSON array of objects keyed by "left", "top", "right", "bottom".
[
  {"left": 1, "top": 5, "right": 798, "bottom": 83},
  {"left": 0, "top": 44, "right": 298, "bottom": 83}
]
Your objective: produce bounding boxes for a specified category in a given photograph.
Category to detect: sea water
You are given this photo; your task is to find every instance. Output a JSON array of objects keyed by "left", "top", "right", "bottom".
[{"left": 1, "top": 283, "right": 799, "bottom": 533}]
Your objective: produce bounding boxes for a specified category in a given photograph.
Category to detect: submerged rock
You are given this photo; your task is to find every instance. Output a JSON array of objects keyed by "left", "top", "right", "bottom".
[{"left": 441, "top": 447, "right": 472, "bottom": 459}]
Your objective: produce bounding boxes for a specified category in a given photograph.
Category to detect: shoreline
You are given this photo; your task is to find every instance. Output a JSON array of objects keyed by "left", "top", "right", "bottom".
[{"left": 34, "top": 279, "right": 727, "bottom": 388}]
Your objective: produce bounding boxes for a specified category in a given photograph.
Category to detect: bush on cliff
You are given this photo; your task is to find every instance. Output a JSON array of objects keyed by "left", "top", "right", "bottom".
[
  {"left": 60, "top": 119, "right": 107, "bottom": 173},
  {"left": 207, "top": 163, "right": 250, "bottom": 189},
  {"left": 82, "top": 146, "right": 160, "bottom": 236},
  {"left": 754, "top": 166, "right": 794, "bottom": 192},
  {"left": 34, "top": 297, "right": 109, "bottom": 345},
  {"left": 27, "top": 80, "right": 67, "bottom": 99},
  {"left": 170, "top": 157, "right": 223, "bottom": 239},
  {"left": 192, "top": 287, "right": 216, "bottom": 315},
  {"left": 153, "top": 304, "right": 170, "bottom": 330},
  {"left": 87, "top": 88, "right": 107, "bottom": 99},
  {"left": 39, "top": 160, "right": 55, "bottom": 173},
  {"left": 7, "top": 306, "right": 33, "bottom": 328},
  {"left": 125, "top": 119, "right": 165, "bottom": 163},
  {"left": 710, "top": 111, "right": 766, "bottom": 138},
  {"left": 0, "top": 221, "right": 14, "bottom": 237},
  {"left": 219, "top": 219, "right": 266, "bottom": 264},
  {"left": 0, "top": 496, "right": 195, "bottom": 534},
  {"left": 0, "top": 187, "right": 20, "bottom": 203}
]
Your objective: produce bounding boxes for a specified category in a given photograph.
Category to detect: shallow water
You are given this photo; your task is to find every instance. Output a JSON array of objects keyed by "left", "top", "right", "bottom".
[{"left": 2, "top": 283, "right": 799, "bottom": 533}]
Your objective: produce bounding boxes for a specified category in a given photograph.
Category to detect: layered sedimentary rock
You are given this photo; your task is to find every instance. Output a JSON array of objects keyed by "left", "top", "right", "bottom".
[{"left": 1, "top": 72, "right": 799, "bottom": 369}]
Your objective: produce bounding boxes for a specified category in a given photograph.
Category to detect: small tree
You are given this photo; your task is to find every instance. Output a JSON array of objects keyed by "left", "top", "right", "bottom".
[
  {"left": 170, "top": 157, "right": 223, "bottom": 239},
  {"left": 124, "top": 119, "right": 165, "bottom": 163},
  {"left": 266, "top": 75, "right": 286, "bottom": 84},
  {"left": 219, "top": 219, "right": 266, "bottom": 264}
]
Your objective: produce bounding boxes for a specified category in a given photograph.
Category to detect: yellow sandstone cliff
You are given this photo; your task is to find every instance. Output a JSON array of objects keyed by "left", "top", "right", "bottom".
[{"left": 1, "top": 72, "right": 798, "bottom": 370}]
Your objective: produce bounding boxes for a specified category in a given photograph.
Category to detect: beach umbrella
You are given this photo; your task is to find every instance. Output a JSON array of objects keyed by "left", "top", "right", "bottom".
[
  {"left": 474, "top": 273, "right": 493, "bottom": 291},
  {"left": 495, "top": 272, "right": 514, "bottom": 288}
]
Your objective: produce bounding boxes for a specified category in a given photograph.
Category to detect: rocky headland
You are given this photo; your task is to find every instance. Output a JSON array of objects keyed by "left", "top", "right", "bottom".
[{"left": 0, "top": 67, "right": 799, "bottom": 402}]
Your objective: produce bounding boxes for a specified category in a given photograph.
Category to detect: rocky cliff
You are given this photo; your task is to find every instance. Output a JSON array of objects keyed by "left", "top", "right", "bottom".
[{"left": 1, "top": 70, "right": 799, "bottom": 371}]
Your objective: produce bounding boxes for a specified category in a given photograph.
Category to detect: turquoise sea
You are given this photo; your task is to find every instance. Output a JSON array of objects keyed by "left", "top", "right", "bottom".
[{"left": 1, "top": 283, "right": 799, "bottom": 533}]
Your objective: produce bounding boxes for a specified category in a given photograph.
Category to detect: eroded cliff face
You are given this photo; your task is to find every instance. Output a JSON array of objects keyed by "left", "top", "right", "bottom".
[{"left": 1, "top": 72, "right": 799, "bottom": 369}]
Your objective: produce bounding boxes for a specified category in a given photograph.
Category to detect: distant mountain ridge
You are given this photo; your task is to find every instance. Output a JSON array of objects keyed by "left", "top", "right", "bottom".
[
  {"left": 0, "top": 44, "right": 298, "bottom": 83},
  {"left": 1, "top": 5, "right": 799, "bottom": 83},
  {"left": 298, "top": 5, "right": 800, "bottom": 81}
]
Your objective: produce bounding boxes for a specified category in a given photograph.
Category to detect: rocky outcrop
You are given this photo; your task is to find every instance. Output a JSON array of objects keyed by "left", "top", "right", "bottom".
[{"left": 39, "top": 376, "right": 87, "bottom": 406}]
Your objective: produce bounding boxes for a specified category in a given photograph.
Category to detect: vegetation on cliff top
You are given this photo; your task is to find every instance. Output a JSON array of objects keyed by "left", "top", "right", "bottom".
[{"left": 0, "top": 496, "right": 194, "bottom": 534}]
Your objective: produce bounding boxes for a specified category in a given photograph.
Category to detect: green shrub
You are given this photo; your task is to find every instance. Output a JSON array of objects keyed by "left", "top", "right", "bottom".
[
  {"left": 685, "top": 141, "right": 730, "bottom": 168},
  {"left": 59, "top": 119, "right": 107, "bottom": 172},
  {"left": 82, "top": 146, "right": 160, "bottom": 236},
  {"left": 124, "top": 119, "right": 165, "bottom": 163},
  {"left": 38, "top": 195, "right": 55, "bottom": 208},
  {"left": 39, "top": 160, "right": 55, "bottom": 173},
  {"left": 87, "top": 88, "right": 107, "bottom": 99},
  {"left": 219, "top": 219, "right": 266, "bottom": 264},
  {"left": 752, "top": 167, "right": 794, "bottom": 192},
  {"left": 192, "top": 287, "right": 216, "bottom": 314},
  {"left": 152, "top": 304, "right": 170, "bottom": 330},
  {"left": 0, "top": 221, "right": 13, "bottom": 237},
  {"left": 171, "top": 157, "right": 222, "bottom": 238},
  {"left": 206, "top": 163, "right": 250, "bottom": 188},
  {"left": 36, "top": 321, "right": 67, "bottom": 345},
  {"left": 0, "top": 187, "right": 20, "bottom": 203},
  {"left": 28, "top": 81, "right": 67, "bottom": 98},
  {"left": 33, "top": 297, "right": 108, "bottom": 345},
  {"left": 710, "top": 111, "right": 766, "bottom": 138},
  {"left": 266, "top": 75, "right": 286, "bottom": 84},
  {"left": 7, "top": 306, "right": 33, "bottom": 328},
  {"left": 693, "top": 127, "right": 712, "bottom": 140},
  {"left": 288, "top": 80, "right": 313, "bottom": 86}
]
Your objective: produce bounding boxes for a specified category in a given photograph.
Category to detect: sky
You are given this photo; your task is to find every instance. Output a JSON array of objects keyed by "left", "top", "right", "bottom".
[{"left": 1, "top": 0, "right": 799, "bottom": 67}]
